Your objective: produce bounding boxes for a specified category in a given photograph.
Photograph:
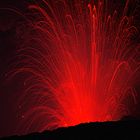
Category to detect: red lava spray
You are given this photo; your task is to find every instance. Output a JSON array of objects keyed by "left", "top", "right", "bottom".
[{"left": 11, "top": 0, "right": 140, "bottom": 134}]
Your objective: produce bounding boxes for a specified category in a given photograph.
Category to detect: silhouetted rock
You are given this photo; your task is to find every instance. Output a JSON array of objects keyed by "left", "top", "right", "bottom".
[{"left": 1, "top": 121, "right": 140, "bottom": 140}]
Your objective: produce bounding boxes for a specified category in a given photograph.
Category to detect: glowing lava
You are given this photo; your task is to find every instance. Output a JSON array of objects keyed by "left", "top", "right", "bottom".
[{"left": 11, "top": 0, "right": 140, "bottom": 134}]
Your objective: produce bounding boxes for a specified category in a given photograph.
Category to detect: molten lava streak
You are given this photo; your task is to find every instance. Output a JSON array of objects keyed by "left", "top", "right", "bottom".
[{"left": 11, "top": 0, "right": 140, "bottom": 134}]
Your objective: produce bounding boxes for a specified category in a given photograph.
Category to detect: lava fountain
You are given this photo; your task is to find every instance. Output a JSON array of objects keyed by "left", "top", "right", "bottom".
[{"left": 10, "top": 0, "right": 140, "bottom": 134}]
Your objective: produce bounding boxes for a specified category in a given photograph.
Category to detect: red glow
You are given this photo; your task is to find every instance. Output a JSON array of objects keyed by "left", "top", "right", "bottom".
[{"left": 11, "top": 0, "right": 140, "bottom": 134}]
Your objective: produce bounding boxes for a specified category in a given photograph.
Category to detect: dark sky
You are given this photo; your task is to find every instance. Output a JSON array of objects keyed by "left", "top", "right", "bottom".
[
  {"left": 0, "top": 0, "right": 28, "bottom": 136},
  {"left": 0, "top": 0, "right": 140, "bottom": 137}
]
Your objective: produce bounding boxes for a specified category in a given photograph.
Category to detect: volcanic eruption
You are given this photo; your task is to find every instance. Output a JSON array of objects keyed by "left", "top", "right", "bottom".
[{"left": 7, "top": 0, "right": 140, "bottom": 135}]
